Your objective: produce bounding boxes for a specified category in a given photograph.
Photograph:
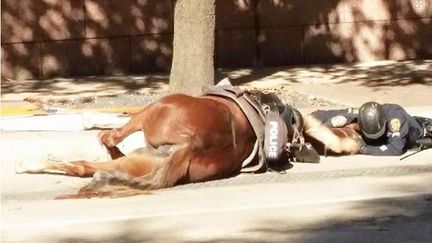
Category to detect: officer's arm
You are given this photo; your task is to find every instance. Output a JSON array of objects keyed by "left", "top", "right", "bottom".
[
  {"left": 360, "top": 135, "right": 406, "bottom": 156},
  {"left": 360, "top": 120, "right": 409, "bottom": 156},
  {"left": 311, "top": 110, "right": 335, "bottom": 125},
  {"left": 324, "top": 111, "right": 357, "bottom": 128}
]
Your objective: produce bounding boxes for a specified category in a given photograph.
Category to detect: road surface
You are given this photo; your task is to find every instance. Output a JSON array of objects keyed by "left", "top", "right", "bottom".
[{"left": 1, "top": 131, "right": 431, "bottom": 242}]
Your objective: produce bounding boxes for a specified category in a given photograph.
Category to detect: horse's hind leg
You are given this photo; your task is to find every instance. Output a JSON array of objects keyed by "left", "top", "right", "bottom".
[
  {"left": 82, "top": 144, "right": 191, "bottom": 191},
  {"left": 16, "top": 142, "right": 188, "bottom": 189},
  {"left": 15, "top": 144, "right": 136, "bottom": 176},
  {"left": 20, "top": 107, "right": 152, "bottom": 175},
  {"left": 15, "top": 154, "right": 126, "bottom": 177},
  {"left": 57, "top": 145, "right": 192, "bottom": 199},
  {"left": 97, "top": 106, "right": 151, "bottom": 147},
  {"left": 105, "top": 146, "right": 125, "bottom": 160},
  {"left": 15, "top": 147, "right": 122, "bottom": 176}
]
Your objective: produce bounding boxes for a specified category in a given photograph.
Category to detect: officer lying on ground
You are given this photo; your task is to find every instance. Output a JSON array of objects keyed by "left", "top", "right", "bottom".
[{"left": 311, "top": 101, "right": 432, "bottom": 156}]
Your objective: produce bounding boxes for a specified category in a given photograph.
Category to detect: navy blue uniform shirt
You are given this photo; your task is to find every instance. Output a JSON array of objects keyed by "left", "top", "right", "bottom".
[{"left": 311, "top": 104, "right": 424, "bottom": 156}]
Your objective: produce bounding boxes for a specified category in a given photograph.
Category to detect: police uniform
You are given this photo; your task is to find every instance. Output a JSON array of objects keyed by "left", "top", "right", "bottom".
[
  {"left": 312, "top": 104, "right": 425, "bottom": 156},
  {"left": 311, "top": 108, "right": 358, "bottom": 128}
]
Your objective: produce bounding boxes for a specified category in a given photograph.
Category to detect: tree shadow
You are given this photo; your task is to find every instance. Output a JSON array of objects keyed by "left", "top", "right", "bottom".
[
  {"left": 217, "top": 0, "right": 431, "bottom": 88},
  {"left": 222, "top": 59, "right": 431, "bottom": 91},
  {"left": 1, "top": 74, "right": 170, "bottom": 97},
  {"left": 1, "top": 0, "right": 173, "bottom": 82},
  {"left": 12, "top": 187, "right": 431, "bottom": 242},
  {"left": 1, "top": 0, "right": 431, "bottom": 91}
]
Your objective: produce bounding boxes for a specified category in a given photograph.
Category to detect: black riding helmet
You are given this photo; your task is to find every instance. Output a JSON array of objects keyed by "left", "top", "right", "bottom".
[{"left": 358, "top": 101, "right": 386, "bottom": 140}]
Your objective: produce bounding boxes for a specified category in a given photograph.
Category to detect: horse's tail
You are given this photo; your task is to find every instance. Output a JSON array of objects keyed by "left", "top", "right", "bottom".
[
  {"left": 303, "top": 114, "right": 361, "bottom": 155},
  {"left": 56, "top": 145, "right": 189, "bottom": 199},
  {"left": 56, "top": 184, "right": 152, "bottom": 199},
  {"left": 56, "top": 170, "right": 153, "bottom": 199}
]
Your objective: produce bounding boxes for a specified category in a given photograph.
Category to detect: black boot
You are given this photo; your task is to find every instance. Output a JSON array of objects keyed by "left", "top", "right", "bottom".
[{"left": 415, "top": 116, "right": 432, "bottom": 137}]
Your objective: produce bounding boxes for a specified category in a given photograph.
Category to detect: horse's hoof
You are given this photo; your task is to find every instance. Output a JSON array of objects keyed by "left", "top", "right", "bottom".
[
  {"left": 15, "top": 160, "right": 45, "bottom": 174},
  {"left": 15, "top": 161, "right": 27, "bottom": 174}
]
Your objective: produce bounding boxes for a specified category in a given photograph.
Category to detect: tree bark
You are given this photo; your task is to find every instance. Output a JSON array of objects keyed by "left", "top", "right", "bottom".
[{"left": 169, "top": 0, "right": 216, "bottom": 96}]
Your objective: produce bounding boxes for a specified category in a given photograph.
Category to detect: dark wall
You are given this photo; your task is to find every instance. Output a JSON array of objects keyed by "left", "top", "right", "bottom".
[{"left": 2, "top": 0, "right": 431, "bottom": 80}]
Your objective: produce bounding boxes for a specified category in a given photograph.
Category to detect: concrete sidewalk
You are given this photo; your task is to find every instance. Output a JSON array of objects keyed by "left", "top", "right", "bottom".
[
  {"left": 233, "top": 60, "right": 432, "bottom": 108},
  {"left": 1, "top": 60, "right": 431, "bottom": 114}
]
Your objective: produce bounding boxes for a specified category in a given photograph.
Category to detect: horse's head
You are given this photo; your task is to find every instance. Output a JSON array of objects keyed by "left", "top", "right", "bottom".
[
  {"left": 253, "top": 91, "right": 319, "bottom": 166},
  {"left": 279, "top": 105, "right": 304, "bottom": 141},
  {"left": 247, "top": 90, "right": 304, "bottom": 139}
]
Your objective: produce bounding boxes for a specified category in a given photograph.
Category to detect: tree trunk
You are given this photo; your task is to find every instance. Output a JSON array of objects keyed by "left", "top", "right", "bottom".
[{"left": 169, "top": 0, "right": 216, "bottom": 96}]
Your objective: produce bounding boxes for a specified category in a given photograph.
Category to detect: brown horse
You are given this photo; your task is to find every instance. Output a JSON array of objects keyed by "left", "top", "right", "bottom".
[{"left": 17, "top": 91, "right": 361, "bottom": 199}]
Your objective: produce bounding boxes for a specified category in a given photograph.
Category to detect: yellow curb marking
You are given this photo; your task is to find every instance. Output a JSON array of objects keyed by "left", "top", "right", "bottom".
[{"left": 1, "top": 105, "right": 144, "bottom": 116}]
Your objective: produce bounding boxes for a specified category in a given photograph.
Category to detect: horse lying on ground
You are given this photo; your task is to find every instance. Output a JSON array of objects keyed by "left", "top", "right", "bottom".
[{"left": 17, "top": 86, "right": 361, "bottom": 199}]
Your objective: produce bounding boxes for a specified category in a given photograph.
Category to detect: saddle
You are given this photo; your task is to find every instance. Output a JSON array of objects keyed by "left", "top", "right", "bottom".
[{"left": 204, "top": 85, "right": 319, "bottom": 173}]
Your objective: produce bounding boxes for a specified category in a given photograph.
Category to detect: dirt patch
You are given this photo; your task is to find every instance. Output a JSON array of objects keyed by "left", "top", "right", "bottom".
[
  {"left": 245, "top": 86, "right": 343, "bottom": 110},
  {"left": 22, "top": 85, "right": 343, "bottom": 112}
]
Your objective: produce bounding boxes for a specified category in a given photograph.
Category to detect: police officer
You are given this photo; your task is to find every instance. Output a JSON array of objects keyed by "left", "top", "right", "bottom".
[{"left": 312, "top": 101, "right": 432, "bottom": 156}]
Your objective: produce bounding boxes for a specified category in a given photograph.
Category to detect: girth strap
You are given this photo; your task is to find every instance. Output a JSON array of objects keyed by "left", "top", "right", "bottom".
[{"left": 204, "top": 85, "right": 267, "bottom": 173}]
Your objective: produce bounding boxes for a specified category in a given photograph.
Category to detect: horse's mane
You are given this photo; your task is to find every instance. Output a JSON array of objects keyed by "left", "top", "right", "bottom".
[{"left": 303, "top": 114, "right": 361, "bottom": 155}]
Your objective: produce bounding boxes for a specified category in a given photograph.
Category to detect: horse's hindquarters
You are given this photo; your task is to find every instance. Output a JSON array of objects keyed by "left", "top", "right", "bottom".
[{"left": 141, "top": 94, "right": 256, "bottom": 183}]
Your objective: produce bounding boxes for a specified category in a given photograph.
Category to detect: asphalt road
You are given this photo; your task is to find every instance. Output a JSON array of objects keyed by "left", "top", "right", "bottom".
[{"left": 2, "top": 131, "right": 432, "bottom": 242}]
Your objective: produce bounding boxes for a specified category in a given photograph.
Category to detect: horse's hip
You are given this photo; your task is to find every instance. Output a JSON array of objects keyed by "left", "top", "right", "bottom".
[{"left": 143, "top": 95, "right": 254, "bottom": 151}]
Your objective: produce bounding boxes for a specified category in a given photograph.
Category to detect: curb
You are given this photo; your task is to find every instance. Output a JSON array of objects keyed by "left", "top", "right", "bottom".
[{"left": 1, "top": 104, "right": 144, "bottom": 116}]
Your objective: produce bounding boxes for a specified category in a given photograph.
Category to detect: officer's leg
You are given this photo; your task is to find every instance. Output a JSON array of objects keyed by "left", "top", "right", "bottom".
[{"left": 414, "top": 116, "right": 432, "bottom": 137}]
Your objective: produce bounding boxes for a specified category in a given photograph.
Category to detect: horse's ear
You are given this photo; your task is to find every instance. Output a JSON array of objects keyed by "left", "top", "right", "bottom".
[{"left": 280, "top": 105, "right": 304, "bottom": 137}]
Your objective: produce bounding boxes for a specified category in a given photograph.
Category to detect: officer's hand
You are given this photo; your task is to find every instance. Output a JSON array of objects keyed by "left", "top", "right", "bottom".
[
  {"left": 358, "top": 138, "right": 367, "bottom": 153},
  {"left": 330, "top": 115, "right": 348, "bottom": 127}
]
